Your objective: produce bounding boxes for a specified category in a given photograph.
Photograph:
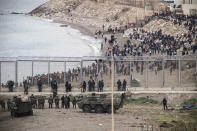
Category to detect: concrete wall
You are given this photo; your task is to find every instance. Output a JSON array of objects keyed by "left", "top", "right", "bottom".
[
  {"left": 174, "top": 0, "right": 183, "bottom": 5},
  {"left": 182, "top": 4, "right": 197, "bottom": 15},
  {"left": 184, "top": 0, "right": 197, "bottom": 4}
]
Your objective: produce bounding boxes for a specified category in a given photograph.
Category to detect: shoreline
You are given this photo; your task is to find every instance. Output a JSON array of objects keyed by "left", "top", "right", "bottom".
[
  {"left": 53, "top": 20, "right": 97, "bottom": 38},
  {"left": 52, "top": 19, "right": 103, "bottom": 56}
]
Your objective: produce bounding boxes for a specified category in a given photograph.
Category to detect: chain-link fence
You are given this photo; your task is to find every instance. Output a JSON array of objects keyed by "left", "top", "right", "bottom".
[{"left": 0, "top": 56, "right": 196, "bottom": 92}]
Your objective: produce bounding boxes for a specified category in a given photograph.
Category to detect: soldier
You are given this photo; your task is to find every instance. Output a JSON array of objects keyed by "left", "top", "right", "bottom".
[
  {"left": 122, "top": 79, "right": 127, "bottom": 91},
  {"left": 117, "top": 80, "right": 121, "bottom": 91},
  {"left": 7, "top": 99, "right": 11, "bottom": 111},
  {"left": 30, "top": 94, "right": 36, "bottom": 108},
  {"left": 162, "top": 98, "right": 168, "bottom": 110},
  {"left": 67, "top": 96, "right": 70, "bottom": 108},
  {"left": 65, "top": 96, "right": 70, "bottom": 109},
  {"left": 88, "top": 79, "right": 92, "bottom": 91},
  {"left": 23, "top": 80, "right": 28, "bottom": 94},
  {"left": 64, "top": 96, "right": 68, "bottom": 109},
  {"left": 92, "top": 79, "right": 95, "bottom": 91},
  {"left": 7, "top": 80, "right": 14, "bottom": 92},
  {"left": 65, "top": 81, "right": 69, "bottom": 92},
  {"left": 48, "top": 95, "right": 53, "bottom": 108},
  {"left": 38, "top": 96, "right": 42, "bottom": 109},
  {"left": 61, "top": 95, "right": 65, "bottom": 108},
  {"left": 37, "top": 79, "right": 43, "bottom": 92},
  {"left": 72, "top": 97, "right": 77, "bottom": 109},
  {"left": 98, "top": 80, "right": 102, "bottom": 92},
  {"left": 0, "top": 100, "right": 6, "bottom": 111},
  {"left": 54, "top": 96, "right": 60, "bottom": 108},
  {"left": 33, "top": 98, "right": 37, "bottom": 108},
  {"left": 53, "top": 89, "right": 57, "bottom": 98},
  {"left": 101, "top": 80, "right": 104, "bottom": 92},
  {"left": 82, "top": 81, "right": 86, "bottom": 92},
  {"left": 40, "top": 96, "right": 45, "bottom": 109},
  {"left": 51, "top": 79, "right": 58, "bottom": 97},
  {"left": 68, "top": 83, "right": 72, "bottom": 92}
]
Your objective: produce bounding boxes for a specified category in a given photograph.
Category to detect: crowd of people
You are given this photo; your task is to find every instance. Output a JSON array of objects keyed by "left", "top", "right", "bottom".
[
  {"left": 1, "top": 13, "right": 196, "bottom": 93},
  {"left": 102, "top": 13, "right": 196, "bottom": 58}
]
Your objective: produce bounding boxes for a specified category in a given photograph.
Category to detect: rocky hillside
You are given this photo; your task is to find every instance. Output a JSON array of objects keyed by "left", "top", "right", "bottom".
[{"left": 30, "top": 0, "right": 153, "bottom": 29}]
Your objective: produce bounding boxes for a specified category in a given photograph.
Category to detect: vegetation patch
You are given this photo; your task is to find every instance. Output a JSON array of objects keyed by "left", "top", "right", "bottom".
[
  {"left": 151, "top": 110, "right": 197, "bottom": 131},
  {"left": 182, "top": 98, "right": 197, "bottom": 105},
  {"left": 124, "top": 97, "right": 158, "bottom": 105}
]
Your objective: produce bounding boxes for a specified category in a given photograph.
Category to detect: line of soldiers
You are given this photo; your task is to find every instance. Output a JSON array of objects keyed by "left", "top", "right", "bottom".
[
  {"left": 29, "top": 94, "right": 77, "bottom": 109},
  {"left": 29, "top": 95, "right": 45, "bottom": 109},
  {"left": 117, "top": 79, "right": 127, "bottom": 91},
  {"left": 98, "top": 80, "right": 104, "bottom": 92},
  {"left": 82, "top": 79, "right": 104, "bottom": 92}
]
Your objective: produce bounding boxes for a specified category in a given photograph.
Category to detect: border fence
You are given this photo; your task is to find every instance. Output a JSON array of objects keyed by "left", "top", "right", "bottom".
[{"left": 0, "top": 56, "right": 197, "bottom": 92}]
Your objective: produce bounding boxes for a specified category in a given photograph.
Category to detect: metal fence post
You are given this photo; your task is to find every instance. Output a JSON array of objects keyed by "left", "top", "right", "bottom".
[
  {"left": 97, "top": 60, "right": 99, "bottom": 76},
  {"left": 196, "top": 60, "right": 197, "bottom": 89},
  {"left": 0, "top": 62, "right": 1, "bottom": 90},
  {"left": 114, "top": 60, "right": 116, "bottom": 88},
  {"left": 130, "top": 61, "right": 132, "bottom": 87},
  {"left": 32, "top": 61, "right": 34, "bottom": 85},
  {"left": 162, "top": 59, "right": 165, "bottom": 88},
  {"left": 64, "top": 61, "right": 66, "bottom": 84},
  {"left": 15, "top": 61, "right": 18, "bottom": 87},
  {"left": 146, "top": 61, "right": 148, "bottom": 88},
  {"left": 48, "top": 61, "right": 50, "bottom": 87},
  {"left": 80, "top": 60, "right": 83, "bottom": 83},
  {"left": 178, "top": 59, "right": 181, "bottom": 88}
]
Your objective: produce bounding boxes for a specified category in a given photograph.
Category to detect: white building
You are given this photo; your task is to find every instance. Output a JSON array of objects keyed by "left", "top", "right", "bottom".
[{"left": 174, "top": 0, "right": 197, "bottom": 15}]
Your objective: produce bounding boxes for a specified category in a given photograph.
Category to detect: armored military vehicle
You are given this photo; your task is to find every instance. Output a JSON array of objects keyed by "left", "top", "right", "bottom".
[
  {"left": 77, "top": 93, "right": 125, "bottom": 113},
  {"left": 10, "top": 96, "right": 33, "bottom": 117}
]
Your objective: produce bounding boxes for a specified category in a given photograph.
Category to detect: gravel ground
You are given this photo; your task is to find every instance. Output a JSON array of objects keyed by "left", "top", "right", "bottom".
[{"left": 0, "top": 104, "right": 148, "bottom": 131}]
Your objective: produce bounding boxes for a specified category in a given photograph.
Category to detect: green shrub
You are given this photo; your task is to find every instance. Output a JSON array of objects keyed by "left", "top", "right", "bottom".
[
  {"left": 124, "top": 97, "right": 158, "bottom": 105},
  {"left": 182, "top": 98, "right": 197, "bottom": 105}
]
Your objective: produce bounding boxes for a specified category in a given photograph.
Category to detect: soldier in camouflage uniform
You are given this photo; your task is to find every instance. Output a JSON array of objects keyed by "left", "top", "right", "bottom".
[
  {"left": 38, "top": 96, "right": 42, "bottom": 109},
  {"left": 29, "top": 94, "right": 36, "bottom": 108},
  {"left": 54, "top": 96, "right": 60, "bottom": 108},
  {"left": 7, "top": 99, "right": 11, "bottom": 111},
  {"left": 0, "top": 100, "right": 5, "bottom": 111},
  {"left": 40, "top": 96, "right": 45, "bottom": 109},
  {"left": 48, "top": 95, "right": 53, "bottom": 108},
  {"left": 72, "top": 97, "right": 77, "bottom": 109},
  {"left": 23, "top": 80, "right": 29, "bottom": 94}
]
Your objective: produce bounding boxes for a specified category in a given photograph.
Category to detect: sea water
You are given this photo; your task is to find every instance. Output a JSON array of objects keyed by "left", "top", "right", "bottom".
[{"left": 0, "top": 0, "right": 101, "bottom": 83}]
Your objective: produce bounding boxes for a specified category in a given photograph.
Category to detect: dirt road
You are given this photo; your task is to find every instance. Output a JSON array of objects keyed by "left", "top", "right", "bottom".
[{"left": 0, "top": 105, "right": 147, "bottom": 131}]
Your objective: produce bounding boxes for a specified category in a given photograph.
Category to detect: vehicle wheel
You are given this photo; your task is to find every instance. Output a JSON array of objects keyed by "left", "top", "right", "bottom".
[
  {"left": 106, "top": 106, "right": 116, "bottom": 114},
  {"left": 95, "top": 105, "right": 104, "bottom": 113},
  {"left": 29, "top": 110, "right": 33, "bottom": 115},
  {"left": 82, "top": 105, "right": 91, "bottom": 113},
  {"left": 11, "top": 111, "right": 18, "bottom": 117},
  {"left": 11, "top": 111, "right": 14, "bottom": 117}
]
